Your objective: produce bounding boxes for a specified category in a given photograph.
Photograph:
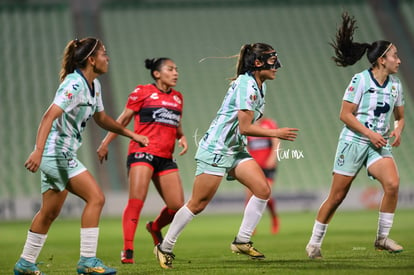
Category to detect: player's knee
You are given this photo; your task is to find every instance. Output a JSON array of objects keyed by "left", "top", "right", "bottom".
[
  {"left": 383, "top": 178, "right": 399, "bottom": 196},
  {"left": 252, "top": 182, "right": 271, "bottom": 200},
  {"left": 39, "top": 209, "right": 60, "bottom": 224},
  {"left": 89, "top": 192, "right": 105, "bottom": 209}
]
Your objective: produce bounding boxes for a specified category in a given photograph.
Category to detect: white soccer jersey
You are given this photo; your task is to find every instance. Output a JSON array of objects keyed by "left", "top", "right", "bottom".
[
  {"left": 339, "top": 69, "right": 404, "bottom": 144},
  {"left": 43, "top": 69, "right": 104, "bottom": 156},
  {"left": 199, "top": 72, "right": 266, "bottom": 155}
]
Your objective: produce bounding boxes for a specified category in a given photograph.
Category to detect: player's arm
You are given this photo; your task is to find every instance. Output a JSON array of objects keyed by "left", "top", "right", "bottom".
[
  {"left": 339, "top": 100, "right": 386, "bottom": 148},
  {"left": 266, "top": 135, "right": 279, "bottom": 169},
  {"left": 94, "top": 110, "right": 148, "bottom": 162},
  {"left": 96, "top": 107, "right": 135, "bottom": 162},
  {"left": 24, "top": 103, "right": 64, "bottom": 172},
  {"left": 176, "top": 122, "right": 188, "bottom": 156},
  {"left": 390, "top": 105, "right": 404, "bottom": 147},
  {"left": 238, "top": 110, "right": 298, "bottom": 141}
]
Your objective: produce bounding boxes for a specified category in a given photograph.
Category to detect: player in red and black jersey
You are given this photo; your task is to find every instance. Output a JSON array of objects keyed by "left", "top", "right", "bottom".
[
  {"left": 97, "top": 57, "right": 187, "bottom": 264},
  {"left": 247, "top": 117, "right": 280, "bottom": 234}
]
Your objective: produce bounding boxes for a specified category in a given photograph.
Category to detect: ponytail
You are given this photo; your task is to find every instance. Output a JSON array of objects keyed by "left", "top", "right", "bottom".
[{"left": 331, "top": 12, "right": 392, "bottom": 67}]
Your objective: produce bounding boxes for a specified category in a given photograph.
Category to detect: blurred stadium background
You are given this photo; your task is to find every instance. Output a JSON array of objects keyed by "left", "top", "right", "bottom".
[{"left": 1, "top": 0, "right": 413, "bottom": 219}]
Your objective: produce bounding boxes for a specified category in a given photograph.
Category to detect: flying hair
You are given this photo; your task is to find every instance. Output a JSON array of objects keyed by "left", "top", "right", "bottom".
[{"left": 198, "top": 54, "right": 239, "bottom": 63}]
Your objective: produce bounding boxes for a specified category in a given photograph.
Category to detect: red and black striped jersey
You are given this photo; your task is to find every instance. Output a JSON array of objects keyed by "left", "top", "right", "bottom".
[{"left": 126, "top": 84, "right": 183, "bottom": 158}]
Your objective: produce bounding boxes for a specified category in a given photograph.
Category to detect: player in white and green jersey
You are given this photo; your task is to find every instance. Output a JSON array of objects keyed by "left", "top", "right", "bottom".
[
  {"left": 199, "top": 72, "right": 266, "bottom": 156},
  {"left": 307, "top": 12, "right": 405, "bottom": 260},
  {"left": 339, "top": 69, "right": 404, "bottom": 145},
  {"left": 155, "top": 43, "right": 298, "bottom": 269},
  {"left": 43, "top": 69, "right": 104, "bottom": 157},
  {"left": 15, "top": 38, "right": 148, "bottom": 275}
]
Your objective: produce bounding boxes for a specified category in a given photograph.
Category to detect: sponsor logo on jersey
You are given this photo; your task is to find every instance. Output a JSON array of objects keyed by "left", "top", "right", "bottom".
[
  {"left": 152, "top": 107, "right": 180, "bottom": 126},
  {"left": 162, "top": 100, "right": 178, "bottom": 107},
  {"left": 150, "top": 93, "right": 159, "bottom": 100}
]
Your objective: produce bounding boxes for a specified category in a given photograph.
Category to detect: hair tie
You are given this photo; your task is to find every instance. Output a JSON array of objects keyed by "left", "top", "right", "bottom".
[
  {"left": 379, "top": 43, "right": 393, "bottom": 58},
  {"left": 73, "top": 38, "right": 80, "bottom": 48},
  {"left": 80, "top": 39, "right": 99, "bottom": 63}
]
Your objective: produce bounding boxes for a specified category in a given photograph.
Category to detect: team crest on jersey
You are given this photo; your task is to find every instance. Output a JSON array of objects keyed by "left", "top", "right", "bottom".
[
  {"left": 391, "top": 86, "right": 398, "bottom": 97},
  {"left": 173, "top": 95, "right": 182, "bottom": 104},
  {"left": 150, "top": 93, "right": 159, "bottom": 100},
  {"left": 348, "top": 86, "right": 354, "bottom": 92},
  {"left": 250, "top": 94, "right": 257, "bottom": 101},
  {"left": 64, "top": 90, "right": 73, "bottom": 99}
]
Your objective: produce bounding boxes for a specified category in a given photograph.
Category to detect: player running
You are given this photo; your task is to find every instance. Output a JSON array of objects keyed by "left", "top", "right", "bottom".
[
  {"left": 306, "top": 12, "right": 405, "bottom": 259},
  {"left": 154, "top": 43, "right": 298, "bottom": 269},
  {"left": 97, "top": 57, "right": 187, "bottom": 264}
]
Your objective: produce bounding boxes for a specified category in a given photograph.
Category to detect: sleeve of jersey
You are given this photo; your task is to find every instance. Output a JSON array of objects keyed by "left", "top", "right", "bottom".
[
  {"left": 53, "top": 77, "right": 84, "bottom": 113},
  {"left": 236, "top": 78, "right": 258, "bottom": 111},
  {"left": 395, "top": 79, "right": 405, "bottom": 107},
  {"left": 94, "top": 79, "right": 105, "bottom": 112},
  {"left": 126, "top": 86, "right": 146, "bottom": 111},
  {"left": 343, "top": 73, "right": 363, "bottom": 104}
]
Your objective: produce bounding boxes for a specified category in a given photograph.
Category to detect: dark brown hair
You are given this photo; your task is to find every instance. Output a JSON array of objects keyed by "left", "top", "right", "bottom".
[
  {"left": 145, "top": 57, "right": 172, "bottom": 80},
  {"left": 330, "top": 12, "right": 392, "bottom": 67},
  {"left": 59, "top": 37, "right": 102, "bottom": 81},
  {"left": 234, "top": 43, "right": 275, "bottom": 79}
]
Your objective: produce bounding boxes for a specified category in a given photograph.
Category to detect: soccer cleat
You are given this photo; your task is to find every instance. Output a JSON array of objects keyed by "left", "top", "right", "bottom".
[
  {"left": 154, "top": 244, "right": 175, "bottom": 269},
  {"left": 76, "top": 256, "right": 116, "bottom": 275},
  {"left": 375, "top": 237, "right": 403, "bottom": 253},
  {"left": 13, "top": 258, "right": 44, "bottom": 275},
  {"left": 146, "top": 221, "right": 164, "bottom": 245},
  {"left": 121, "top": 249, "right": 134, "bottom": 264},
  {"left": 230, "top": 238, "right": 265, "bottom": 260},
  {"left": 306, "top": 243, "right": 323, "bottom": 259}
]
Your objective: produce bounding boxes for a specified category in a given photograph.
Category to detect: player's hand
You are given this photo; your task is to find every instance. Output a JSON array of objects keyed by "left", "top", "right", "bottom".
[
  {"left": 132, "top": 134, "right": 149, "bottom": 147},
  {"left": 367, "top": 131, "right": 387, "bottom": 148},
  {"left": 24, "top": 149, "right": 43, "bottom": 173},
  {"left": 390, "top": 129, "right": 402, "bottom": 147},
  {"left": 97, "top": 144, "right": 109, "bottom": 164},
  {"left": 276, "top": 128, "right": 299, "bottom": 141},
  {"left": 178, "top": 136, "right": 188, "bottom": 156}
]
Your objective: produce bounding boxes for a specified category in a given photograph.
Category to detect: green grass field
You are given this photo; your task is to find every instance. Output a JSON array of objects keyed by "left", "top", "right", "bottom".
[{"left": 2, "top": 209, "right": 413, "bottom": 274}]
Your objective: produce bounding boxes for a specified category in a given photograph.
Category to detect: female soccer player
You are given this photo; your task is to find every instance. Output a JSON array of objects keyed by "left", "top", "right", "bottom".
[
  {"left": 14, "top": 37, "right": 148, "bottom": 275},
  {"left": 246, "top": 117, "right": 280, "bottom": 234},
  {"left": 97, "top": 57, "right": 187, "bottom": 264},
  {"left": 154, "top": 43, "right": 298, "bottom": 269},
  {"left": 306, "top": 12, "right": 405, "bottom": 259}
]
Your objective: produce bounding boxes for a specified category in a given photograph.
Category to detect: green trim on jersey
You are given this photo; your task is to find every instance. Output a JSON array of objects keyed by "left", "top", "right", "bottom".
[
  {"left": 43, "top": 70, "right": 104, "bottom": 156},
  {"left": 199, "top": 72, "right": 266, "bottom": 155},
  {"left": 339, "top": 69, "right": 404, "bottom": 144}
]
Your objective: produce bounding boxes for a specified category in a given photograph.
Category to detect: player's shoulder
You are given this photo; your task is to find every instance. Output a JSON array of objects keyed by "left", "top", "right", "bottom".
[
  {"left": 170, "top": 88, "right": 183, "bottom": 98},
  {"left": 59, "top": 72, "right": 87, "bottom": 93},
  {"left": 128, "top": 83, "right": 154, "bottom": 97}
]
